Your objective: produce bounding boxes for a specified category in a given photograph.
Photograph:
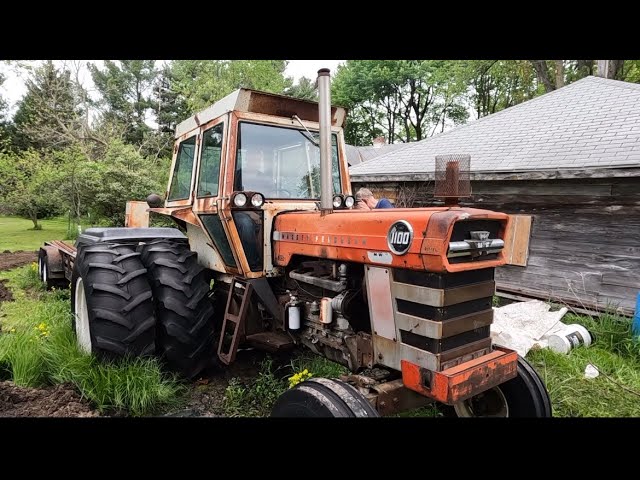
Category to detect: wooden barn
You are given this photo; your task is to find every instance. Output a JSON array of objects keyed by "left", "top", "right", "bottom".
[{"left": 349, "top": 76, "right": 640, "bottom": 315}]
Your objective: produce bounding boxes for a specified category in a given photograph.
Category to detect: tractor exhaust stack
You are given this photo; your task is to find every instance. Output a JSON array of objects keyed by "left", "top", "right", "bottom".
[
  {"left": 434, "top": 154, "right": 472, "bottom": 207},
  {"left": 318, "top": 68, "right": 333, "bottom": 212}
]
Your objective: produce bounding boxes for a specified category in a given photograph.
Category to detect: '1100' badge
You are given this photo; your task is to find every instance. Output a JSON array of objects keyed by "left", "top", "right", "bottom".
[{"left": 387, "top": 220, "right": 413, "bottom": 255}]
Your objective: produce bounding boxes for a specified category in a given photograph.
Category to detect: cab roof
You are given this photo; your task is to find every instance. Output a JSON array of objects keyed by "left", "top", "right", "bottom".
[{"left": 175, "top": 88, "right": 347, "bottom": 138}]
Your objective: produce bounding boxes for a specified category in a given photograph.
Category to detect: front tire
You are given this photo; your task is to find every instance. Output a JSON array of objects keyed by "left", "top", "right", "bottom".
[
  {"left": 271, "top": 378, "right": 380, "bottom": 417},
  {"left": 140, "top": 239, "right": 216, "bottom": 379},
  {"left": 70, "top": 243, "right": 156, "bottom": 359},
  {"left": 452, "top": 356, "right": 552, "bottom": 417}
]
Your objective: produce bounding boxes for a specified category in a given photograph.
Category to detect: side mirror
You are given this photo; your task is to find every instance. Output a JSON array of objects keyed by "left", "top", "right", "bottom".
[{"left": 146, "top": 193, "right": 163, "bottom": 208}]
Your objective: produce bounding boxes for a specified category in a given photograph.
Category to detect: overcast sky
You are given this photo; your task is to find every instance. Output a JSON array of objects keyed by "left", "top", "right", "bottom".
[{"left": 0, "top": 60, "right": 346, "bottom": 114}]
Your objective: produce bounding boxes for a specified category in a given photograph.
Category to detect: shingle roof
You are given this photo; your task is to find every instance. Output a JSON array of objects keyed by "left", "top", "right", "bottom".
[
  {"left": 345, "top": 142, "right": 410, "bottom": 166},
  {"left": 349, "top": 76, "right": 640, "bottom": 179}
]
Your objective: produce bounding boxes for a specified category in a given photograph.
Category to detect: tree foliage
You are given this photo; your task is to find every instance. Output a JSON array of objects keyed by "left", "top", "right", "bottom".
[
  {"left": 0, "top": 150, "right": 64, "bottom": 228},
  {"left": 91, "top": 140, "right": 166, "bottom": 226},
  {"left": 285, "top": 76, "right": 318, "bottom": 101},
  {"left": 12, "top": 61, "right": 87, "bottom": 151},
  {"left": 332, "top": 60, "right": 468, "bottom": 145},
  {"left": 89, "top": 60, "right": 157, "bottom": 145},
  {"left": 170, "top": 60, "right": 291, "bottom": 113},
  {"left": 463, "top": 60, "right": 538, "bottom": 118},
  {"left": 0, "top": 72, "right": 12, "bottom": 153}
]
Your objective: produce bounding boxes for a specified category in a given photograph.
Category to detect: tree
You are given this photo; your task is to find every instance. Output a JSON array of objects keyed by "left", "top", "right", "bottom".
[
  {"left": 620, "top": 60, "right": 640, "bottom": 83},
  {"left": 89, "top": 60, "right": 157, "bottom": 145},
  {"left": 464, "top": 60, "right": 537, "bottom": 119},
  {"left": 152, "top": 63, "right": 188, "bottom": 135},
  {"left": 529, "top": 60, "right": 619, "bottom": 93},
  {"left": 332, "top": 60, "right": 468, "bottom": 144},
  {"left": 0, "top": 150, "right": 64, "bottom": 229},
  {"left": 92, "top": 139, "right": 166, "bottom": 226},
  {"left": 55, "top": 147, "right": 102, "bottom": 223},
  {"left": 12, "top": 61, "right": 87, "bottom": 151},
  {"left": 0, "top": 72, "right": 12, "bottom": 152},
  {"left": 170, "top": 60, "right": 291, "bottom": 113},
  {"left": 285, "top": 76, "right": 318, "bottom": 101}
]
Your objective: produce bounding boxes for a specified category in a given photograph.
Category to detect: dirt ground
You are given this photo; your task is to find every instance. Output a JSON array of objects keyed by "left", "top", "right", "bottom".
[
  {"left": 0, "top": 250, "right": 37, "bottom": 272},
  {"left": 0, "top": 279, "right": 12, "bottom": 303},
  {"left": 0, "top": 381, "right": 99, "bottom": 417},
  {"left": 162, "top": 349, "right": 270, "bottom": 417}
]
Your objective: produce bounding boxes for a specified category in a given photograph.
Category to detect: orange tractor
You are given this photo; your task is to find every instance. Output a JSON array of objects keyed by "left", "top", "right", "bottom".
[{"left": 38, "top": 69, "right": 551, "bottom": 417}]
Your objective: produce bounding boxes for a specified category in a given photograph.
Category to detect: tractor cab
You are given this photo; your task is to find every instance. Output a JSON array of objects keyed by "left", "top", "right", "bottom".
[{"left": 155, "top": 87, "right": 352, "bottom": 278}]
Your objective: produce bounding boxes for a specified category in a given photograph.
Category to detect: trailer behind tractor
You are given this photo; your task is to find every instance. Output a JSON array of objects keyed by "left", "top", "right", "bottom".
[{"left": 38, "top": 69, "right": 551, "bottom": 417}]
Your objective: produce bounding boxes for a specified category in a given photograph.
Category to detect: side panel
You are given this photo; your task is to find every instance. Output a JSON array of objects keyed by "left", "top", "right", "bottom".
[
  {"left": 365, "top": 266, "right": 396, "bottom": 340},
  {"left": 125, "top": 201, "right": 150, "bottom": 228},
  {"left": 186, "top": 222, "right": 227, "bottom": 273}
]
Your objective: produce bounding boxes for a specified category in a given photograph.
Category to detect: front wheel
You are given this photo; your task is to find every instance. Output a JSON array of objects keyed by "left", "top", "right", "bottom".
[
  {"left": 452, "top": 356, "right": 552, "bottom": 417},
  {"left": 271, "top": 378, "right": 380, "bottom": 417}
]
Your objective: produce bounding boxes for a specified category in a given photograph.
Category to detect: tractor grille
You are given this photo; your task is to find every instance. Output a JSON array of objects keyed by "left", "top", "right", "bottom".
[
  {"left": 447, "top": 220, "right": 504, "bottom": 264},
  {"left": 388, "top": 268, "right": 496, "bottom": 371}
]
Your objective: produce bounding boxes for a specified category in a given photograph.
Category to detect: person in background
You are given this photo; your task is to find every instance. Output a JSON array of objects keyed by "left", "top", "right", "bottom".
[{"left": 354, "top": 187, "right": 394, "bottom": 210}]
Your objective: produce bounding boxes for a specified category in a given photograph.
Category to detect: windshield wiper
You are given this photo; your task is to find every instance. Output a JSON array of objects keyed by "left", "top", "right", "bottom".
[{"left": 292, "top": 115, "right": 319, "bottom": 147}]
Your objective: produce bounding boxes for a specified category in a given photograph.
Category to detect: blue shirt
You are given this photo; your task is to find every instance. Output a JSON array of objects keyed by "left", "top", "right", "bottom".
[{"left": 376, "top": 198, "right": 394, "bottom": 209}]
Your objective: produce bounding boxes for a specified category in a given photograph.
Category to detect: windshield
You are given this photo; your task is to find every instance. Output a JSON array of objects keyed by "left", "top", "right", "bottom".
[{"left": 234, "top": 122, "right": 341, "bottom": 199}]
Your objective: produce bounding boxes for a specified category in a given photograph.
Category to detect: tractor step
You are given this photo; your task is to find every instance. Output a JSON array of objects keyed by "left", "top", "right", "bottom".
[
  {"left": 246, "top": 332, "right": 294, "bottom": 352},
  {"left": 217, "top": 277, "right": 253, "bottom": 365}
]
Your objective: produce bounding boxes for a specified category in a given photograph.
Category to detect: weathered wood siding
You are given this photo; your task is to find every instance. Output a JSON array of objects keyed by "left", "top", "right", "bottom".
[{"left": 353, "top": 177, "right": 640, "bottom": 315}]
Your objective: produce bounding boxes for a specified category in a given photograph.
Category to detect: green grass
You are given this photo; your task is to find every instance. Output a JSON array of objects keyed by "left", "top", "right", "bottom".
[
  {"left": 526, "top": 312, "right": 640, "bottom": 417},
  {"left": 0, "top": 265, "right": 184, "bottom": 416},
  {"left": 0, "top": 216, "right": 68, "bottom": 252},
  {"left": 223, "top": 358, "right": 288, "bottom": 417},
  {"left": 222, "top": 352, "right": 350, "bottom": 417}
]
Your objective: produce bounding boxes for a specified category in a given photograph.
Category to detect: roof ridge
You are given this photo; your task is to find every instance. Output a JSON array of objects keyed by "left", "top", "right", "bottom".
[
  {"left": 585, "top": 75, "right": 640, "bottom": 91},
  {"left": 349, "top": 76, "right": 638, "bottom": 174}
]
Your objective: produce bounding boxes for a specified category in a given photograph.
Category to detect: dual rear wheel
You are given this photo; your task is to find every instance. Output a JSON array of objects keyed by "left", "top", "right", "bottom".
[{"left": 70, "top": 240, "right": 216, "bottom": 378}]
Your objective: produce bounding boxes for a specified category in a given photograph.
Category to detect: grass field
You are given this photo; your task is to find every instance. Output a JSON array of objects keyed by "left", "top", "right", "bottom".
[
  {"left": 0, "top": 266, "right": 184, "bottom": 416},
  {"left": 0, "top": 216, "right": 68, "bottom": 252}
]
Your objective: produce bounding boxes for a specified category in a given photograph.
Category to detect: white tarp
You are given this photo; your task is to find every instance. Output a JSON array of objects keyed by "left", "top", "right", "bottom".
[{"left": 491, "top": 300, "right": 569, "bottom": 357}]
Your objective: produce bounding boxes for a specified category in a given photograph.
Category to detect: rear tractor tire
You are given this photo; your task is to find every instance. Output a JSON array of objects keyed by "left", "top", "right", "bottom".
[
  {"left": 451, "top": 356, "right": 552, "bottom": 418},
  {"left": 140, "top": 239, "right": 216, "bottom": 380},
  {"left": 70, "top": 243, "right": 156, "bottom": 359},
  {"left": 271, "top": 378, "right": 380, "bottom": 417}
]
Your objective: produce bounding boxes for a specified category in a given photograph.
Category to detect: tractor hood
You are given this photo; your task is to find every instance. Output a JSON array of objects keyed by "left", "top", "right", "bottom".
[{"left": 272, "top": 207, "right": 510, "bottom": 273}]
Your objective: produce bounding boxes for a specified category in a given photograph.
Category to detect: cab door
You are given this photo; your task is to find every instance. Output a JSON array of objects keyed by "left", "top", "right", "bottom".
[{"left": 191, "top": 116, "right": 242, "bottom": 275}]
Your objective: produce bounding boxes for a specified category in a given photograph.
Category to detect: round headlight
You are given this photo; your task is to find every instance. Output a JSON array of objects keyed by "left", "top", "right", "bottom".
[
  {"left": 233, "top": 193, "right": 247, "bottom": 207},
  {"left": 251, "top": 193, "right": 264, "bottom": 208},
  {"left": 332, "top": 195, "right": 343, "bottom": 209},
  {"left": 344, "top": 195, "right": 355, "bottom": 208}
]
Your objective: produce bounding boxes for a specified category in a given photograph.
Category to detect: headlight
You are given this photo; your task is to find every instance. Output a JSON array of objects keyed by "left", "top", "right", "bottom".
[
  {"left": 332, "top": 195, "right": 343, "bottom": 209},
  {"left": 344, "top": 195, "right": 355, "bottom": 208},
  {"left": 233, "top": 193, "right": 247, "bottom": 207},
  {"left": 251, "top": 193, "right": 264, "bottom": 207}
]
